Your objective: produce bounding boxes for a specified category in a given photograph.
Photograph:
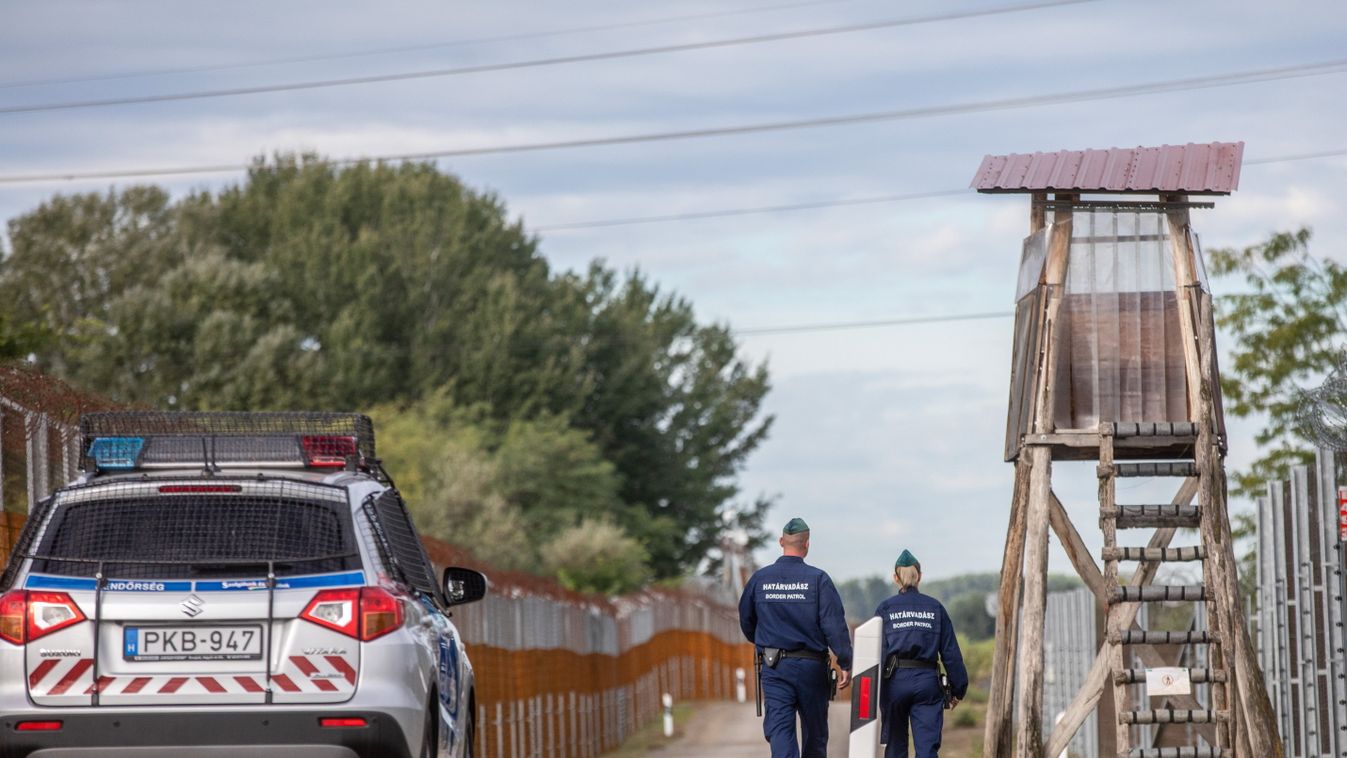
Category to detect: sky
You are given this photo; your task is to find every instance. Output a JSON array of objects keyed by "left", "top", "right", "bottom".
[{"left": 2, "top": 0, "right": 1345, "bottom": 582}]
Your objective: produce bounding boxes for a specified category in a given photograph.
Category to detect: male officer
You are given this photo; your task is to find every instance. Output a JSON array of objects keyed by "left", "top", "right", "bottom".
[{"left": 738, "top": 517, "right": 853, "bottom": 758}]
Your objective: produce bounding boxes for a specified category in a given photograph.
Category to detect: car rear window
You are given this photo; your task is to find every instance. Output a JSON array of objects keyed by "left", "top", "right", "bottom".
[{"left": 31, "top": 482, "right": 360, "bottom": 579}]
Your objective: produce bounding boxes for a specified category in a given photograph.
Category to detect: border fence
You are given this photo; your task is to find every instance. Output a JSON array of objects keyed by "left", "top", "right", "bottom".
[
  {"left": 1254, "top": 448, "right": 1347, "bottom": 758},
  {"left": 0, "top": 369, "right": 754, "bottom": 757},
  {"left": 1043, "top": 587, "right": 1100, "bottom": 758}
]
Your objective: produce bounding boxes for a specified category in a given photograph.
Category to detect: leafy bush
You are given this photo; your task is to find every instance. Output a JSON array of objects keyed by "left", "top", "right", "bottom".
[{"left": 541, "top": 519, "right": 652, "bottom": 595}]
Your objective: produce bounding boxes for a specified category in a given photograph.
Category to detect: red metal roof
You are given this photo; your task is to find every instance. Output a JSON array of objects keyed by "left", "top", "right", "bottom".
[{"left": 971, "top": 142, "right": 1243, "bottom": 195}]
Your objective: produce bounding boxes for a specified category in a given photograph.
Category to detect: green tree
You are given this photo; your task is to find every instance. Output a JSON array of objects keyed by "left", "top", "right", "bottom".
[
  {"left": 566, "top": 265, "right": 773, "bottom": 577},
  {"left": 0, "top": 155, "right": 773, "bottom": 582},
  {"left": 1207, "top": 227, "right": 1345, "bottom": 495}
]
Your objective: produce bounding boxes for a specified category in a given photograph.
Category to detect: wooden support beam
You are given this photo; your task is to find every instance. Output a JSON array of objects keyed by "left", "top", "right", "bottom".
[
  {"left": 1164, "top": 196, "right": 1204, "bottom": 420},
  {"left": 1010, "top": 201, "right": 1074, "bottom": 758},
  {"left": 983, "top": 456, "right": 1032, "bottom": 758},
  {"left": 1042, "top": 477, "right": 1199, "bottom": 758},
  {"left": 1047, "top": 491, "right": 1104, "bottom": 601},
  {"left": 1030, "top": 191, "right": 1047, "bottom": 233},
  {"left": 1046, "top": 487, "right": 1215, "bottom": 744},
  {"left": 1194, "top": 291, "right": 1283, "bottom": 758},
  {"left": 1015, "top": 447, "right": 1053, "bottom": 758}
]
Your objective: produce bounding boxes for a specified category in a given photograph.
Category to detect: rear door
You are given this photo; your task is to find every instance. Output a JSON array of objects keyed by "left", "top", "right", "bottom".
[{"left": 22, "top": 478, "right": 365, "bottom": 706}]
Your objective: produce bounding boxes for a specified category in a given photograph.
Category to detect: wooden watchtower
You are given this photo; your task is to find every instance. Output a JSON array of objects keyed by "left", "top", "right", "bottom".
[{"left": 971, "top": 143, "right": 1281, "bottom": 758}]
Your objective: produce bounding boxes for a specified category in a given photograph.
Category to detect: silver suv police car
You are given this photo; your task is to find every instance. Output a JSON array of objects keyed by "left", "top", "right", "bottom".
[{"left": 0, "top": 412, "right": 483, "bottom": 758}]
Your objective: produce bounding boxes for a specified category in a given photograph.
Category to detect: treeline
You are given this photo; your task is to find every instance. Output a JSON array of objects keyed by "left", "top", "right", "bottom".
[
  {"left": 837, "top": 572, "right": 1082, "bottom": 640},
  {"left": 0, "top": 155, "right": 774, "bottom": 593}
]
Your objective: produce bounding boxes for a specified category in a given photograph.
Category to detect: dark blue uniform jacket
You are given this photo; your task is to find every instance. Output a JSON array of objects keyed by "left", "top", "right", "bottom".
[
  {"left": 739, "top": 556, "right": 853, "bottom": 669},
  {"left": 873, "top": 588, "right": 968, "bottom": 698}
]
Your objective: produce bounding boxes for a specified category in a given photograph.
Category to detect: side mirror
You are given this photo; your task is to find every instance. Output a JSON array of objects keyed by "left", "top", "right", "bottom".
[{"left": 442, "top": 567, "right": 488, "bottom": 606}]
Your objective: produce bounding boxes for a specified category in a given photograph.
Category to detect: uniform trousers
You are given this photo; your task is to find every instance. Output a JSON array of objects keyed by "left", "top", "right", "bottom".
[
  {"left": 760, "top": 657, "right": 830, "bottom": 758},
  {"left": 881, "top": 669, "right": 944, "bottom": 758}
]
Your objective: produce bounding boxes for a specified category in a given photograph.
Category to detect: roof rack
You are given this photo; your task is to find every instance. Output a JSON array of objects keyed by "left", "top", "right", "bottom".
[{"left": 78, "top": 411, "right": 376, "bottom": 473}]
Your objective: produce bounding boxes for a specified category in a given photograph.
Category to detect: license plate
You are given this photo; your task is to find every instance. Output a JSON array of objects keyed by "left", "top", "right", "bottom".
[{"left": 124, "top": 625, "right": 263, "bottom": 662}]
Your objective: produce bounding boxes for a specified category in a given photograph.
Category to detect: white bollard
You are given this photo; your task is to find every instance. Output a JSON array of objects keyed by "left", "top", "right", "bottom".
[
  {"left": 735, "top": 667, "right": 747, "bottom": 704},
  {"left": 848, "top": 617, "right": 883, "bottom": 757},
  {"left": 662, "top": 693, "right": 674, "bottom": 738}
]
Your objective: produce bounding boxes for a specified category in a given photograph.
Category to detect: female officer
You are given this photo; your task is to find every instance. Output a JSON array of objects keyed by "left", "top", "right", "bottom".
[{"left": 872, "top": 549, "right": 968, "bottom": 758}]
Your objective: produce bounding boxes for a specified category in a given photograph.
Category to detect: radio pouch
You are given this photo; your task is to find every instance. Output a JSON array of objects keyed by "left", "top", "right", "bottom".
[{"left": 762, "top": 647, "right": 783, "bottom": 668}]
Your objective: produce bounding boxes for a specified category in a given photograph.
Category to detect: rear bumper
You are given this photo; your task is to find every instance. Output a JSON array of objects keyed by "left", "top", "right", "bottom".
[{"left": 0, "top": 710, "right": 413, "bottom": 758}]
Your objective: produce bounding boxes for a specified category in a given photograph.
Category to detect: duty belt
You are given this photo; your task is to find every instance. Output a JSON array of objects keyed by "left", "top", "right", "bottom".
[
  {"left": 780, "top": 649, "right": 829, "bottom": 662},
  {"left": 759, "top": 647, "right": 828, "bottom": 668},
  {"left": 883, "top": 654, "right": 939, "bottom": 678}
]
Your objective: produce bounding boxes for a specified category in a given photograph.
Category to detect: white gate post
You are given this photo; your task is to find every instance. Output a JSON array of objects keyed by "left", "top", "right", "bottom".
[{"left": 848, "top": 617, "right": 883, "bottom": 756}]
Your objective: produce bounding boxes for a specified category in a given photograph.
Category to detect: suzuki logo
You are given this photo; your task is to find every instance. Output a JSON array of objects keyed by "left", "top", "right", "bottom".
[{"left": 180, "top": 594, "right": 205, "bottom": 618}]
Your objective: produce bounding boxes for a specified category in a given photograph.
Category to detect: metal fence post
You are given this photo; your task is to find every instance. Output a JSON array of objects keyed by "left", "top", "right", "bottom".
[
  {"left": 1317, "top": 449, "right": 1347, "bottom": 757},
  {"left": 1292, "top": 467, "right": 1322, "bottom": 753}
]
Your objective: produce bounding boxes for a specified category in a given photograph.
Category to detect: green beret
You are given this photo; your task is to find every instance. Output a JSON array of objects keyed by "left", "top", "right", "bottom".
[
  {"left": 783, "top": 517, "right": 810, "bottom": 535},
  {"left": 895, "top": 549, "right": 919, "bottom": 568}
]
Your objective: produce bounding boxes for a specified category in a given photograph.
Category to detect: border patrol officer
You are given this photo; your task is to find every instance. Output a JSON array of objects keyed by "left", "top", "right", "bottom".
[
  {"left": 873, "top": 549, "right": 968, "bottom": 758},
  {"left": 738, "top": 517, "right": 853, "bottom": 758}
]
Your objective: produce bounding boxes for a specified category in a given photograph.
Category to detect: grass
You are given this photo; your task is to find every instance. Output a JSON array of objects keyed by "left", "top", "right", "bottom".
[
  {"left": 600, "top": 702, "right": 697, "bottom": 757},
  {"left": 937, "top": 637, "right": 994, "bottom": 758}
]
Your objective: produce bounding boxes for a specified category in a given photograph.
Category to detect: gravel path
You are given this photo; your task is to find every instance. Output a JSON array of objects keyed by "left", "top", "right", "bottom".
[{"left": 658, "top": 700, "right": 851, "bottom": 757}]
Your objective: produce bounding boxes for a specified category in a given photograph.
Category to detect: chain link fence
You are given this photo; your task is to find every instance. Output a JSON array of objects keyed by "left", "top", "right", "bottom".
[{"left": 423, "top": 539, "right": 752, "bottom": 757}]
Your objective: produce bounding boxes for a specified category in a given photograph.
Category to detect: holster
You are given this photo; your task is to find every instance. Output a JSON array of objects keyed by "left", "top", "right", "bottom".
[
  {"left": 828, "top": 668, "right": 838, "bottom": 701},
  {"left": 761, "top": 647, "right": 783, "bottom": 668},
  {"left": 941, "top": 673, "right": 954, "bottom": 709}
]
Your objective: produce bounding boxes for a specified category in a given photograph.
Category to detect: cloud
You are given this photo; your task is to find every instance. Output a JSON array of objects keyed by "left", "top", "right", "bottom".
[{"left": 5, "top": 0, "right": 1347, "bottom": 587}]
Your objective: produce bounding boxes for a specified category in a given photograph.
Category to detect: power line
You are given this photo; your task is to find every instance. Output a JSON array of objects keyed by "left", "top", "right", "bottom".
[
  {"left": 0, "top": 0, "right": 864, "bottom": 91},
  {"left": 4, "top": 57, "right": 1346, "bottom": 185},
  {"left": 534, "top": 190, "right": 968, "bottom": 231},
  {"left": 0, "top": 0, "right": 1100, "bottom": 116},
  {"left": 535, "top": 147, "right": 1347, "bottom": 231},
  {"left": 535, "top": 190, "right": 967, "bottom": 231},
  {"left": 733, "top": 310, "right": 1013, "bottom": 336}
]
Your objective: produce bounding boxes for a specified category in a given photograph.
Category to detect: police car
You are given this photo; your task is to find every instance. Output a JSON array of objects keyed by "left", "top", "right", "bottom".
[{"left": 0, "top": 411, "right": 484, "bottom": 758}]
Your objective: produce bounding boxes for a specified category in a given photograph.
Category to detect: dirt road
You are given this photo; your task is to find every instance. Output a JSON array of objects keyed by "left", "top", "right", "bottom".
[{"left": 658, "top": 700, "right": 851, "bottom": 758}]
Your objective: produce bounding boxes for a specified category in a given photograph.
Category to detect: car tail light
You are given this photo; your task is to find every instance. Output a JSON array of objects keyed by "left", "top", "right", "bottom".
[
  {"left": 358, "top": 588, "right": 401, "bottom": 640},
  {"left": 301, "top": 589, "right": 359, "bottom": 637},
  {"left": 0, "top": 590, "right": 25, "bottom": 645},
  {"left": 15, "top": 720, "right": 63, "bottom": 732},
  {"left": 27, "top": 592, "right": 87, "bottom": 641},
  {"left": 0, "top": 591, "right": 86, "bottom": 645},
  {"left": 301, "top": 435, "right": 358, "bottom": 467},
  {"left": 300, "top": 588, "right": 402, "bottom": 641},
  {"left": 319, "top": 717, "right": 367, "bottom": 728}
]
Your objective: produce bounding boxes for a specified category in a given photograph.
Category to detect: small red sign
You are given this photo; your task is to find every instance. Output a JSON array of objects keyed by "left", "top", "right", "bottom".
[{"left": 1338, "top": 487, "right": 1347, "bottom": 542}]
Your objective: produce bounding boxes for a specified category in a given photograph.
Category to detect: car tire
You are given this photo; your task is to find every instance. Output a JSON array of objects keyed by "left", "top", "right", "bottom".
[
  {"left": 421, "top": 692, "right": 439, "bottom": 758},
  {"left": 461, "top": 701, "right": 476, "bottom": 758}
]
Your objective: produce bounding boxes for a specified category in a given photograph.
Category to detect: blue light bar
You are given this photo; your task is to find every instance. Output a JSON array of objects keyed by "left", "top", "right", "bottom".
[{"left": 88, "top": 437, "right": 145, "bottom": 470}]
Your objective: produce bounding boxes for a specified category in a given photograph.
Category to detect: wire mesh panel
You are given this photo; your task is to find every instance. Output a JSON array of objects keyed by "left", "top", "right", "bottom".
[
  {"left": 366, "top": 490, "right": 440, "bottom": 598},
  {"left": 28, "top": 478, "right": 358, "bottom": 579}
]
